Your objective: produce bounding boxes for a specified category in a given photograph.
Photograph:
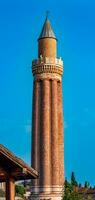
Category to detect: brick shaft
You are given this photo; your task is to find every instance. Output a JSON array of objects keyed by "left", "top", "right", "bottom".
[
  {"left": 32, "top": 79, "right": 64, "bottom": 194},
  {"left": 38, "top": 38, "right": 56, "bottom": 58}
]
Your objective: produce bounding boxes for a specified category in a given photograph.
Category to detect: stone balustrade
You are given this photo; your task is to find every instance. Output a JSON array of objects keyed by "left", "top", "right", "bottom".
[
  {"left": 32, "top": 57, "right": 63, "bottom": 66},
  {"left": 32, "top": 57, "right": 63, "bottom": 76}
]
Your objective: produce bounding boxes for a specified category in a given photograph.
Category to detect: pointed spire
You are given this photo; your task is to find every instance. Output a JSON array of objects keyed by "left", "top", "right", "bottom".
[{"left": 38, "top": 14, "right": 56, "bottom": 40}]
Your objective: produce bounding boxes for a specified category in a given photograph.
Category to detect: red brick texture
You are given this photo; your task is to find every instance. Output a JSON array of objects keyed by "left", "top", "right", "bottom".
[
  {"left": 38, "top": 38, "right": 57, "bottom": 58},
  {"left": 32, "top": 79, "right": 64, "bottom": 193},
  {"left": 31, "top": 35, "right": 64, "bottom": 199}
]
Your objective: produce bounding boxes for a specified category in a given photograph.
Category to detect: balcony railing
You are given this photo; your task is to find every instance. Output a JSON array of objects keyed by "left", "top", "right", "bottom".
[{"left": 32, "top": 57, "right": 63, "bottom": 67}]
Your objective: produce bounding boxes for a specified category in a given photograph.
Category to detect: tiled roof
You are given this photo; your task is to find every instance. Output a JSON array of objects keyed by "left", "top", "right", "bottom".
[
  {"left": 38, "top": 17, "right": 56, "bottom": 40},
  {"left": 0, "top": 144, "right": 38, "bottom": 181}
]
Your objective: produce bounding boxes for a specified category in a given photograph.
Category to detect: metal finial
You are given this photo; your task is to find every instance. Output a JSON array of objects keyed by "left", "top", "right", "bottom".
[
  {"left": 38, "top": 11, "right": 56, "bottom": 40},
  {"left": 46, "top": 10, "right": 50, "bottom": 19}
]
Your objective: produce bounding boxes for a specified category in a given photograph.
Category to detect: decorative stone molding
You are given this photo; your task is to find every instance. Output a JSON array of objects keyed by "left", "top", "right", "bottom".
[
  {"left": 34, "top": 73, "right": 62, "bottom": 81},
  {"left": 32, "top": 57, "right": 63, "bottom": 76},
  {"left": 30, "top": 194, "right": 62, "bottom": 200},
  {"left": 31, "top": 185, "right": 63, "bottom": 193}
]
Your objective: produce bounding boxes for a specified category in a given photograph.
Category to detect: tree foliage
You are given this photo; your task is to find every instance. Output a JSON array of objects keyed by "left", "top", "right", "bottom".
[
  {"left": 63, "top": 173, "right": 93, "bottom": 200},
  {"left": 0, "top": 189, "right": 5, "bottom": 197},
  {"left": 15, "top": 184, "right": 25, "bottom": 197},
  {"left": 71, "top": 172, "right": 78, "bottom": 187},
  {"left": 84, "top": 181, "right": 90, "bottom": 188}
]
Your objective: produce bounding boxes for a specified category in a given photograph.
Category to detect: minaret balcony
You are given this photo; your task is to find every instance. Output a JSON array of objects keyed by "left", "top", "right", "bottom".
[{"left": 32, "top": 57, "right": 63, "bottom": 76}]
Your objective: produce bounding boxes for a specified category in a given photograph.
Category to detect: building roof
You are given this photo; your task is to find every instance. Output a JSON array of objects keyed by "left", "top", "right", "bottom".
[
  {"left": 38, "top": 16, "right": 56, "bottom": 40},
  {"left": 0, "top": 144, "right": 38, "bottom": 182},
  {"left": 79, "top": 187, "right": 95, "bottom": 195}
]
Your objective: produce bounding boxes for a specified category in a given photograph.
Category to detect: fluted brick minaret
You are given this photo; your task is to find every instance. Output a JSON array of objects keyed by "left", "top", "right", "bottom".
[{"left": 31, "top": 16, "right": 64, "bottom": 200}]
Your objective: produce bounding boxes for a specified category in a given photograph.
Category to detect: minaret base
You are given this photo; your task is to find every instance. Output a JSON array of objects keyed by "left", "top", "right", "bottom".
[
  {"left": 30, "top": 193, "right": 63, "bottom": 200},
  {"left": 30, "top": 186, "right": 63, "bottom": 200}
]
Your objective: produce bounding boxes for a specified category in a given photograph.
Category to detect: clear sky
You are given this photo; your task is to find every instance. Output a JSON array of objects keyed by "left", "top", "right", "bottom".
[{"left": 0, "top": 0, "right": 95, "bottom": 186}]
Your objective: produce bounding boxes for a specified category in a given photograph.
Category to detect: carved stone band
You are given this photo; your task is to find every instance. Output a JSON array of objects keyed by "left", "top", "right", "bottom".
[
  {"left": 32, "top": 65, "right": 63, "bottom": 76},
  {"left": 34, "top": 73, "right": 62, "bottom": 81},
  {"left": 31, "top": 185, "right": 63, "bottom": 193}
]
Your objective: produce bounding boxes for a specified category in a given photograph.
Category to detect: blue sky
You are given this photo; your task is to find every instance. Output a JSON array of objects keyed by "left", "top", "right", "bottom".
[{"left": 0, "top": 0, "right": 95, "bottom": 186}]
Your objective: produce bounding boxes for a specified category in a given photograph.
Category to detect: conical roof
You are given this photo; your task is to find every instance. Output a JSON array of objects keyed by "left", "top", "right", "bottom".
[{"left": 38, "top": 17, "right": 56, "bottom": 40}]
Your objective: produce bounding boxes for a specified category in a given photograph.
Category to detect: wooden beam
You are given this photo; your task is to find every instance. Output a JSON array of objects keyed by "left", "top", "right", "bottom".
[
  {"left": 6, "top": 177, "right": 15, "bottom": 200},
  {"left": 0, "top": 167, "right": 8, "bottom": 176},
  {"left": 0, "top": 167, "right": 9, "bottom": 182}
]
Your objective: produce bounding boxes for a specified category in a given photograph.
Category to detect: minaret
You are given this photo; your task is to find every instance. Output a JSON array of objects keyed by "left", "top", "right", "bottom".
[{"left": 31, "top": 16, "right": 64, "bottom": 200}]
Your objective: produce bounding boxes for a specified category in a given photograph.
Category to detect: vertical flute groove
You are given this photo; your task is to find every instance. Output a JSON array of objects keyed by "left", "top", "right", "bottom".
[
  {"left": 32, "top": 81, "right": 41, "bottom": 188},
  {"left": 51, "top": 80, "right": 59, "bottom": 187},
  {"left": 40, "top": 80, "right": 51, "bottom": 190},
  {"left": 58, "top": 81, "right": 64, "bottom": 186}
]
